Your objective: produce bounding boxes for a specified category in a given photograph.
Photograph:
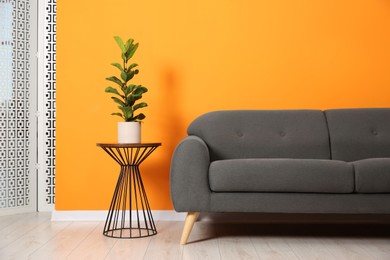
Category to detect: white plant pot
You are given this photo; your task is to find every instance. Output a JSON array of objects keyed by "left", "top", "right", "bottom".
[{"left": 118, "top": 122, "right": 141, "bottom": 143}]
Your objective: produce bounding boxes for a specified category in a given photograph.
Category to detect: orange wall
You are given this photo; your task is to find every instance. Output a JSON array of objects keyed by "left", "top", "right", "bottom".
[{"left": 56, "top": 0, "right": 390, "bottom": 210}]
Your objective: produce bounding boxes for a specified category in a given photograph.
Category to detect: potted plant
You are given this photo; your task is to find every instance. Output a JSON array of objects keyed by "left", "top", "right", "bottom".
[{"left": 105, "top": 36, "right": 148, "bottom": 143}]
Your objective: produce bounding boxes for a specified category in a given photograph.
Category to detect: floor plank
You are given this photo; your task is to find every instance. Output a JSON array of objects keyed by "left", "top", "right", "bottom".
[
  {"left": 0, "top": 217, "right": 69, "bottom": 260},
  {"left": 216, "top": 223, "right": 259, "bottom": 259},
  {"left": 330, "top": 238, "right": 389, "bottom": 260},
  {"left": 0, "top": 213, "right": 52, "bottom": 249},
  {"left": 366, "top": 238, "right": 390, "bottom": 259},
  {"left": 143, "top": 221, "right": 183, "bottom": 260},
  {"left": 287, "top": 237, "right": 345, "bottom": 260},
  {"left": 105, "top": 226, "right": 153, "bottom": 260},
  {"left": 251, "top": 237, "right": 299, "bottom": 260},
  {"left": 0, "top": 213, "right": 26, "bottom": 231},
  {"left": 218, "top": 237, "right": 259, "bottom": 260},
  {"left": 182, "top": 221, "right": 220, "bottom": 260},
  {"left": 28, "top": 221, "right": 100, "bottom": 260},
  {"left": 66, "top": 222, "right": 117, "bottom": 260},
  {"left": 0, "top": 213, "right": 390, "bottom": 260}
]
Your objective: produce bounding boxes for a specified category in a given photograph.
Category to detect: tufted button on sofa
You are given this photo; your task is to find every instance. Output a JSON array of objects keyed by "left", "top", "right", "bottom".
[{"left": 170, "top": 108, "right": 390, "bottom": 244}]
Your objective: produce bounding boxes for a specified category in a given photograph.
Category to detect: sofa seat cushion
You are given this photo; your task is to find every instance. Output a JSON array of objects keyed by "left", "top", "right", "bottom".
[
  {"left": 351, "top": 158, "right": 390, "bottom": 193},
  {"left": 209, "top": 159, "right": 354, "bottom": 193}
]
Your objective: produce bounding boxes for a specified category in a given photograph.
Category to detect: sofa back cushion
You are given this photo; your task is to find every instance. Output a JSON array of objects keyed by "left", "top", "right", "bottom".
[
  {"left": 325, "top": 108, "right": 390, "bottom": 162},
  {"left": 188, "top": 110, "right": 331, "bottom": 161}
]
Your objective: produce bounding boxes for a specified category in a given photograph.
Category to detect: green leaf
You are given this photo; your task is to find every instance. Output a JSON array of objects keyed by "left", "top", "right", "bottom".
[
  {"left": 111, "top": 63, "right": 124, "bottom": 72},
  {"left": 105, "top": 86, "right": 121, "bottom": 96},
  {"left": 133, "top": 113, "right": 146, "bottom": 121},
  {"left": 124, "top": 84, "right": 137, "bottom": 95},
  {"left": 106, "top": 76, "right": 124, "bottom": 87},
  {"left": 124, "top": 38, "right": 134, "bottom": 51},
  {"left": 128, "top": 98, "right": 137, "bottom": 107},
  {"left": 125, "top": 43, "right": 139, "bottom": 60},
  {"left": 120, "top": 106, "right": 132, "bottom": 113},
  {"left": 128, "top": 63, "right": 138, "bottom": 70},
  {"left": 114, "top": 36, "right": 126, "bottom": 53},
  {"left": 133, "top": 102, "right": 148, "bottom": 111},
  {"left": 123, "top": 108, "right": 133, "bottom": 121},
  {"left": 111, "top": 96, "right": 125, "bottom": 106},
  {"left": 132, "top": 86, "right": 148, "bottom": 96},
  {"left": 111, "top": 112, "right": 123, "bottom": 118},
  {"left": 120, "top": 71, "right": 128, "bottom": 82},
  {"left": 125, "top": 71, "right": 135, "bottom": 81}
]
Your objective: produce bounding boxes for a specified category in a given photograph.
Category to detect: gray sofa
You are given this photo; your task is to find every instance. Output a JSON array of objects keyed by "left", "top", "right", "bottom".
[{"left": 170, "top": 108, "right": 390, "bottom": 244}]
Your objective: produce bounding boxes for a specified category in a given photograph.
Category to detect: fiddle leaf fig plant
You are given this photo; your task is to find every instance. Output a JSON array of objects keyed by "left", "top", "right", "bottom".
[{"left": 105, "top": 36, "right": 148, "bottom": 122}]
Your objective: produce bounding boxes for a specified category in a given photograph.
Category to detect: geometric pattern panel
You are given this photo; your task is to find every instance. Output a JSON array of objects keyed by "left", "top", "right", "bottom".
[
  {"left": 0, "top": 0, "right": 33, "bottom": 209},
  {"left": 43, "top": 0, "right": 56, "bottom": 205}
]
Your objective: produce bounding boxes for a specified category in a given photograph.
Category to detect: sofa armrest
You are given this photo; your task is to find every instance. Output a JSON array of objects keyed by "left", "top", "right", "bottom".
[{"left": 170, "top": 136, "right": 211, "bottom": 212}]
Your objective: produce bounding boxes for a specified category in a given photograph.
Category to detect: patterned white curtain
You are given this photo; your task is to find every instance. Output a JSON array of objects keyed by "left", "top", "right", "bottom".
[
  {"left": 0, "top": 0, "right": 37, "bottom": 212},
  {"left": 0, "top": 0, "right": 56, "bottom": 213},
  {"left": 41, "top": 0, "right": 56, "bottom": 208}
]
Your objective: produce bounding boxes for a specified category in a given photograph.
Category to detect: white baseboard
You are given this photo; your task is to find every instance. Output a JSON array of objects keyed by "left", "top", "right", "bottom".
[
  {"left": 51, "top": 210, "right": 187, "bottom": 221},
  {"left": 51, "top": 211, "right": 390, "bottom": 223}
]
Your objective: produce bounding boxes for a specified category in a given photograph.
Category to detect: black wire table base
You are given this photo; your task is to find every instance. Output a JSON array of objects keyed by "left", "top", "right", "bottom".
[
  {"left": 97, "top": 143, "right": 161, "bottom": 239},
  {"left": 104, "top": 227, "right": 156, "bottom": 239}
]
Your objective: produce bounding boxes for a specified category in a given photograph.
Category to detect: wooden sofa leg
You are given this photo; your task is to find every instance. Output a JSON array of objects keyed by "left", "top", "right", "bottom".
[{"left": 180, "top": 212, "right": 200, "bottom": 245}]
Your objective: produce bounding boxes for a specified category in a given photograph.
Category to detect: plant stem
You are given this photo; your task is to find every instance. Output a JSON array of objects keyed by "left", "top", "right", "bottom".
[{"left": 122, "top": 58, "right": 127, "bottom": 92}]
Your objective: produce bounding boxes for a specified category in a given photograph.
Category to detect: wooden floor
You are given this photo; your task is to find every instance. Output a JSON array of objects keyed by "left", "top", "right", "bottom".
[{"left": 1, "top": 213, "right": 390, "bottom": 259}]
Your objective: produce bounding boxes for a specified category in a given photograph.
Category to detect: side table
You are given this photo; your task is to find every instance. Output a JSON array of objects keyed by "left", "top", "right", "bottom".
[{"left": 96, "top": 143, "right": 161, "bottom": 238}]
